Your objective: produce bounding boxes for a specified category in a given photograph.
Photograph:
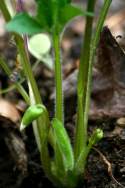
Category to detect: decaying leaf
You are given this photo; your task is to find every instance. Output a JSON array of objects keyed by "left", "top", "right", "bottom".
[
  {"left": 90, "top": 26, "right": 125, "bottom": 119},
  {"left": 0, "top": 99, "right": 20, "bottom": 123}
]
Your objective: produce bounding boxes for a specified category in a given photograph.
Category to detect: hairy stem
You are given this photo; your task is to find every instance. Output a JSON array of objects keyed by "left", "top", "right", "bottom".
[
  {"left": 53, "top": 33, "right": 63, "bottom": 123},
  {"left": 0, "top": 0, "right": 55, "bottom": 180},
  {"left": 75, "top": 0, "right": 112, "bottom": 165},
  {"left": 74, "top": 0, "right": 96, "bottom": 160},
  {"left": 83, "top": 0, "right": 112, "bottom": 138}
]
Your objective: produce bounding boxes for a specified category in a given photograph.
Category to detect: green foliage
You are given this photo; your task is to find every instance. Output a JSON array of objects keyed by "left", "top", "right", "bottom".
[
  {"left": 0, "top": 0, "right": 112, "bottom": 187},
  {"left": 6, "top": 13, "right": 43, "bottom": 34},
  {"left": 36, "top": 0, "right": 54, "bottom": 31},
  {"left": 6, "top": 0, "right": 92, "bottom": 34},
  {"left": 59, "top": 4, "right": 84, "bottom": 30}
]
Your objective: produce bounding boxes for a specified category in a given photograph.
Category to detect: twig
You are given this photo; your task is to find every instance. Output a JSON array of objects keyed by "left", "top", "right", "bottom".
[{"left": 93, "top": 147, "right": 125, "bottom": 188}]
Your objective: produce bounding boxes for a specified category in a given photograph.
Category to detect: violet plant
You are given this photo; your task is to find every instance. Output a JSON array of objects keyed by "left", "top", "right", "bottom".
[{"left": 0, "top": 0, "right": 112, "bottom": 187}]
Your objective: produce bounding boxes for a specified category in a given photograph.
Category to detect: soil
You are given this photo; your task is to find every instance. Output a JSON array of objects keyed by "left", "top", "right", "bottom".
[
  {"left": 0, "top": 1, "right": 125, "bottom": 188},
  {"left": 0, "top": 116, "right": 125, "bottom": 188}
]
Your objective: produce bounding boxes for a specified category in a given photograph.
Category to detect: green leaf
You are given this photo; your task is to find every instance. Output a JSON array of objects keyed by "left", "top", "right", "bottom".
[
  {"left": 36, "top": 0, "right": 71, "bottom": 8},
  {"left": 6, "top": 13, "right": 42, "bottom": 35},
  {"left": 59, "top": 4, "right": 93, "bottom": 27},
  {"left": 28, "top": 33, "right": 53, "bottom": 69},
  {"left": 57, "top": 0, "right": 71, "bottom": 7},
  {"left": 20, "top": 104, "right": 46, "bottom": 131},
  {"left": 52, "top": 118, "right": 74, "bottom": 171},
  {"left": 36, "top": 0, "right": 54, "bottom": 30},
  {"left": 6, "top": 1, "right": 93, "bottom": 35},
  {"left": 35, "top": 0, "right": 73, "bottom": 32}
]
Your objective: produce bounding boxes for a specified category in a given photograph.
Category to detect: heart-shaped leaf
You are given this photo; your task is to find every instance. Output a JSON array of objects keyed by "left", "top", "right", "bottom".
[
  {"left": 60, "top": 4, "right": 93, "bottom": 27},
  {"left": 6, "top": 13, "right": 43, "bottom": 35}
]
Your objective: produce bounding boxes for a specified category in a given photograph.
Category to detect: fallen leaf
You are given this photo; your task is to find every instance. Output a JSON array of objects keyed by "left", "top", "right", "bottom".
[
  {"left": 90, "top": 26, "right": 125, "bottom": 119},
  {"left": 0, "top": 99, "right": 20, "bottom": 123}
]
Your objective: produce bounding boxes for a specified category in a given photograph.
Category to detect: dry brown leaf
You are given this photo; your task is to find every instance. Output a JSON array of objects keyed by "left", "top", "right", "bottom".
[
  {"left": 0, "top": 98, "right": 20, "bottom": 123},
  {"left": 0, "top": 102, "right": 27, "bottom": 175},
  {"left": 90, "top": 26, "right": 125, "bottom": 119}
]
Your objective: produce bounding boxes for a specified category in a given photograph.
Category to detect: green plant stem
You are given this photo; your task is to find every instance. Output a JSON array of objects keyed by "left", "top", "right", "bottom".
[
  {"left": 74, "top": 0, "right": 96, "bottom": 160},
  {"left": 0, "top": 0, "right": 55, "bottom": 181},
  {"left": 53, "top": 33, "right": 63, "bottom": 123},
  {"left": 15, "top": 35, "right": 42, "bottom": 104},
  {"left": 15, "top": 35, "right": 47, "bottom": 151},
  {"left": 0, "top": 0, "right": 41, "bottom": 104},
  {"left": 83, "top": 0, "right": 112, "bottom": 140},
  {"left": 75, "top": 0, "right": 112, "bottom": 168},
  {"left": 0, "top": 56, "right": 30, "bottom": 104},
  {"left": 0, "top": 4, "right": 55, "bottom": 172},
  {"left": 0, "top": 0, "right": 11, "bottom": 22},
  {"left": 0, "top": 60, "right": 40, "bottom": 95}
]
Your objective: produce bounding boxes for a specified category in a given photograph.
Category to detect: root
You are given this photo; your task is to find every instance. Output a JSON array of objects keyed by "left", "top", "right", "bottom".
[{"left": 93, "top": 147, "right": 125, "bottom": 188}]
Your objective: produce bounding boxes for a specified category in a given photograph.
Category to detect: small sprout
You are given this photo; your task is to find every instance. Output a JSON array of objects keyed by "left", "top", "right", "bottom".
[
  {"left": 20, "top": 104, "right": 45, "bottom": 131},
  {"left": 95, "top": 128, "right": 103, "bottom": 142},
  {"left": 75, "top": 129, "right": 103, "bottom": 175},
  {"left": 88, "top": 128, "right": 103, "bottom": 147}
]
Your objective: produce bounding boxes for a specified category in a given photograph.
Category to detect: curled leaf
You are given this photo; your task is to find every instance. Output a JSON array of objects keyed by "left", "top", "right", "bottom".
[
  {"left": 88, "top": 128, "right": 103, "bottom": 146},
  {"left": 20, "top": 104, "right": 46, "bottom": 131}
]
